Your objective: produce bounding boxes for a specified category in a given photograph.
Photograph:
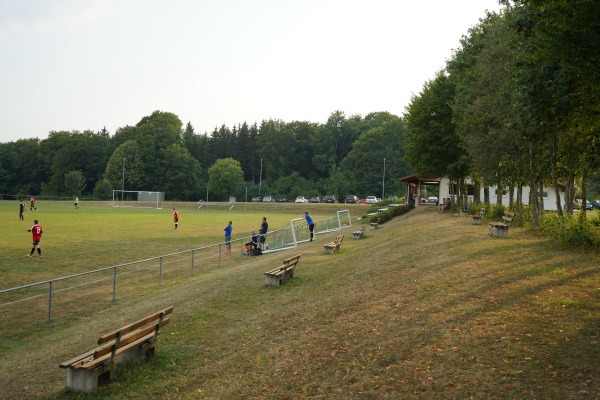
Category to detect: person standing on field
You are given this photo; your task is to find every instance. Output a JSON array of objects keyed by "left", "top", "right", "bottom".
[
  {"left": 259, "top": 216, "right": 268, "bottom": 250},
  {"left": 224, "top": 220, "right": 233, "bottom": 254},
  {"left": 27, "top": 219, "right": 43, "bottom": 259},
  {"left": 304, "top": 211, "right": 315, "bottom": 241},
  {"left": 19, "top": 199, "right": 25, "bottom": 220},
  {"left": 74, "top": 196, "right": 79, "bottom": 209},
  {"left": 173, "top": 208, "right": 179, "bottom": 229},
  {"left": 30, "top": 196, "right": 38, "bottom": 212}
]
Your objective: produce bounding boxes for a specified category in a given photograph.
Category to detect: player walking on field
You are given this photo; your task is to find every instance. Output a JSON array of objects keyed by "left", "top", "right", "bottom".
[
  {"left": 30, "top": 196, "right": 38, "bottom": 212},
  {"left": 19, "top": 199, "right": 25, "bottom": 220},
  {"left": 173, "top": 208, "right": 179, "bottom": 229},
  {"left": 27, "top": 219, "right": 43, "bottom": 259}
]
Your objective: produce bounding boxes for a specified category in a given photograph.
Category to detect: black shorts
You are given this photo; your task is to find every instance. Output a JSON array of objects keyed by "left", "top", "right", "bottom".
[
  {"left": 32, "top": 240, "right": 40, "bottom": 246},
  {"left": 259, "top": 235, "right": 266, "bottom": 243}
]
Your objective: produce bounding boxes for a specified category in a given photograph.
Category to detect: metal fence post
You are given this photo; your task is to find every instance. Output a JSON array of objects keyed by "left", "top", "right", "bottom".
[
  {"left": 159, "top": 256, "right": 163, "bottom": 285},
  {"left": 191, "top": 249, "right": 195, "bottom": 275},
  {"left": 112, "top": 266, "right": 117, "bottom": 302},
  {"left": 218, "top": 244, "right": 221, "bottom": 267},
  {"left": 47, "top": 281, "right": 52, "bottom": 323}
]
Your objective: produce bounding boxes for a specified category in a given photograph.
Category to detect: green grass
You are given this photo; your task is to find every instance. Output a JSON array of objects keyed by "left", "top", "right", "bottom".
[{"left": 1, "top": 202, "right": 600, "bottom": 399}]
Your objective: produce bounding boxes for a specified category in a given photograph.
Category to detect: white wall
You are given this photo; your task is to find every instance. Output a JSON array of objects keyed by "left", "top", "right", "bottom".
[{"left": 437, "top": 177, "right": 565, "bottom": 211}]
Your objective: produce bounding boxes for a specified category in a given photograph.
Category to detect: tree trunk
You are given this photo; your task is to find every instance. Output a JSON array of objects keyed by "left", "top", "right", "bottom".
[
  {"left": 566, "top": 171, "right": 575, "bottom": 214},
  {"left": 582, "top": 167, "right": 588, "bottom": 219},
  {"left": 550, "top": 131, "right": 563, "bottom": 216},
  {"left": 517, "top": 186, "right": 524, "bottom": 225},
  {"left": 529, "top": 141, "right": 539, "bottom": 227},
  {"left": 484, "top": 187, "right": 490, "bottom": 205}
]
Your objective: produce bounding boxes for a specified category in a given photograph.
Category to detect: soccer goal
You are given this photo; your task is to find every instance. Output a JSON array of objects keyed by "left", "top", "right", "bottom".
[{"left": 112, "top": 190, "right": 164, "bottom": 209}]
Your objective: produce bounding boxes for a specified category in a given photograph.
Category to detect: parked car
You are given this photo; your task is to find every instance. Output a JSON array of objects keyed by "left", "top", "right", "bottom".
[
  {"left": 359, "top": 198, "right": 367, "bottom": 204},
  {"left": 593, "top": 200, "right": 600, "bottom": 210},
  {"left": 345, "top": 195, "right": 358, "bottom": 203},
  {"left": 309, "top": 196, "right": 321, "bottom": 203},
  {"left": 586, "top": 200, "right": 593, "bottom": 210},
  {"left": 262, "top": 196, "right": 273, "bottom": 202},
  {"left": 427, "top": 196, "right": 438, "bottom": 203},
  {"left": 251, "top": 196, "right": 262, "bottom": 202},
  {"left": 322, "top": 195, "right": 336, "bottom": 203},
  {"left": 295, "top": 196, "right": 309, "bottom": 203},
  {"left": 365, "top": 196, "right": 378, "bottom": 204},
  {"left": 276, "top": 197, "right": 288, "bottom": 203}
]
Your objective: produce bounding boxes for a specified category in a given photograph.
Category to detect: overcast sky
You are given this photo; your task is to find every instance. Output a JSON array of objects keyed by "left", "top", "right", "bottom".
[{"left": 0, "top": 0, "right": 502, "bottom": 142}]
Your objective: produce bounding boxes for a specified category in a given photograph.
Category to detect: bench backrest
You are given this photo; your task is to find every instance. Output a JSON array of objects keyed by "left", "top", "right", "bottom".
[
  {"left": 91, "top": 318, "right": 172, "bottom": 361},
  {"left": 336, "top": 234, "right": 344, "bottom": 244},
  {"left": 502, "top": 211, "right": 515, "bottom": 225},
  {"left": 97, "top": 306, "right": 174, "bottom": 345},
  {"left": 283, "top": 254, "right": 301, "bottom": 268}
]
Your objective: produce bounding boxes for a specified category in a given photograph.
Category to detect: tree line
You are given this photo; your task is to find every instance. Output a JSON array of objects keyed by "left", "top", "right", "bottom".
[
  {"left": 404, "top": 0, "right": 600, "bottom": 225},
  {"left": 0, "top": 110, "right": 411, "bottom": 202}
]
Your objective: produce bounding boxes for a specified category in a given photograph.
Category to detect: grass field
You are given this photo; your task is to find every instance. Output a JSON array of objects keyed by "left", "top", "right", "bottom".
[{"left": 1, "top": 202, "right": 600, "bottom": 399}]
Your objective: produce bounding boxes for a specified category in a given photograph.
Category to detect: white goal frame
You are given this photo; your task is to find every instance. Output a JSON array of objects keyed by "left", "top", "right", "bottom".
[{"left": 112, "top": 190, "right": 164, "bottom": 209}]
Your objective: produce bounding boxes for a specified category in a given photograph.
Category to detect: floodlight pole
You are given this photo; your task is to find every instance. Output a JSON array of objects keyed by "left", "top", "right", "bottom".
[
  {"left": 259, "top": 158, "right": 263, "bottom": 198},
  {"left": 122, "top": 158, "right": 126, "bottom": 201},
  {"left": 382, "top": 157, "right": 386, "bottom": 200}
]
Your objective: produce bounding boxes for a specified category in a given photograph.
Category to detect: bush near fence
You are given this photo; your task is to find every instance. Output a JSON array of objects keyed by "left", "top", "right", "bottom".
[{"left": 368, "top": 204, "right": 413, "bottom": 224}]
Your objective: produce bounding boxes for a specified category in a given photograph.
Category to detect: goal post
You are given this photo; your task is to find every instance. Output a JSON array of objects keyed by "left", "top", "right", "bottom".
[{"left": 112, "top": 190, "right": 164, "bottom": 209}]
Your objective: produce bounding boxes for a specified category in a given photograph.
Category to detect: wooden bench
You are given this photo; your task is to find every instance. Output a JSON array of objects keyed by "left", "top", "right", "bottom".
[
  {"left": 353, "top": 225, "right": 366, "bottom": 239},
  {"left": 470, "top": 208, "right": 486, "bottom": 225},
  {"left": 324, "top": 234, "right": 344, "bottom": 254},
  {"left": 59, "top": 306, "right": 174, "bottom": 392},
  {"left": 488, "top": 210, "right": 515, "bottom": 238},
  {"left": 264, "top": 254, "right": 301, "bottom": 286}
]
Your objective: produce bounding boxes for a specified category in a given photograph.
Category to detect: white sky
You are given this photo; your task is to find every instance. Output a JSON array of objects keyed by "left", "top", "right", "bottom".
[{"left": 0, "top": 0, "right": 502, "bottom": 142}]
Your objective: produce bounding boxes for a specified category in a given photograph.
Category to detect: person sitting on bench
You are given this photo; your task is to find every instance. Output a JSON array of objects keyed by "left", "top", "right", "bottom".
[
  {"left": 245, "top": 230, "right": 258, "bottom": 254},
  {"left": 439, "top": 198, "right": 450, "bottom": 212}
]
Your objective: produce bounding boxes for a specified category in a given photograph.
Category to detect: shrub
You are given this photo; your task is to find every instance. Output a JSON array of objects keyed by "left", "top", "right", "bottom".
[
  {"left": 368, "top": 204, "right": 412, "bottom": 224},
  {"left": 540, "top": 212, "right": 600, "bottom": 251}
]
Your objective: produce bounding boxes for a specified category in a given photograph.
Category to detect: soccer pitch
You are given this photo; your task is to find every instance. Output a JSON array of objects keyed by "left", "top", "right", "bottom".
[{"left": 0, "top": 200, "right": 349, "bottom": 289}]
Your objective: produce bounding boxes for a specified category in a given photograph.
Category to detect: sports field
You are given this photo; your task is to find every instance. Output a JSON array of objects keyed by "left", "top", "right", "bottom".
[
  {"left": 2, "top": 203, "right": 600, "bottom": 399},
  {"left": 0, "top": 200, "right": 360, "bottom": 287}
]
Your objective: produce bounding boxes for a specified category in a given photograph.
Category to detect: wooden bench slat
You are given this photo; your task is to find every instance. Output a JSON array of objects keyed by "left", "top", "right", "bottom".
[
  {"left": 97, "top": 306, "right": 174, "bottom": 344},
  {"left": 77, "top": 331, "right": 158, "bottom": 370}
]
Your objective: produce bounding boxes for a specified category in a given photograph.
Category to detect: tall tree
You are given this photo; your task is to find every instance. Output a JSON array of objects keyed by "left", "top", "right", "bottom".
[{"left": 207, "top": 158, "right": 244, "bottom": 201}]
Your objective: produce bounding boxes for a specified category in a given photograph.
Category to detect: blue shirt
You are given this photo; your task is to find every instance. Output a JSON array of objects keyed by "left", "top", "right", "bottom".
[
  {"left": 224, "top": 225, "right": 232, "bottom": 237},
  {"left": 305, "top": 213, "right": 314, "bottom": 225}
]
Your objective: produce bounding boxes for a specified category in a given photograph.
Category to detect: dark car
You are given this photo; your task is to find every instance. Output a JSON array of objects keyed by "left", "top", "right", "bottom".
[
  {"left": 345, "top": 195, "right": 358, "bottom": 204},
  {"left": 276, "top": 197, "right": 288, "bottom": 203},
  {"left": 593, "top": 200, "right": 600, "bottom": 210},
  {"left": 323, "top": 195, "right": 336, "bottom": 203},
  {"left": 309, "top": 196, "right": 321, "bottom": 203}
]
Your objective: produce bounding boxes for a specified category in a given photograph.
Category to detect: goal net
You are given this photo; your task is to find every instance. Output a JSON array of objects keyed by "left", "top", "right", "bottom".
[
  {"left": 260, "top": 210, "right": 352, "bottom": 253},
  {"left": 112, "top": 190, "right": 164, "bottom": 209}
]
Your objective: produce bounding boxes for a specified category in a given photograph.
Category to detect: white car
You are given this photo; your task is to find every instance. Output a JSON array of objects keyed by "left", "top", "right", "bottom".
[
  {"left": 365, "top": 196, "right": 378, "bottom": 204},
  {"left": 295, "top": 196, "right": 309, "bottom": 203}
]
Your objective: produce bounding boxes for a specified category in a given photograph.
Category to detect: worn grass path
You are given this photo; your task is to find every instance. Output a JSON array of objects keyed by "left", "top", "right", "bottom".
[{"left": 1, "top": 205, "right": 600, "bottom": 399}]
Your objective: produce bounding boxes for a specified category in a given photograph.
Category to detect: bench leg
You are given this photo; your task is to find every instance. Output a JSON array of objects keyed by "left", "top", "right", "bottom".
[
  {"left": 66, "top": 365, "right": 109, "bottom": 392},
  {"left": 265, "top": 275, "right": 282, "bottom": 286}
]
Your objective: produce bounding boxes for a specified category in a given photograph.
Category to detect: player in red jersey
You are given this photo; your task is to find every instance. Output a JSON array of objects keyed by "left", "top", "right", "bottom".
[
  {"left": 173, "top": 208, "right": 179, "bottom": 229},
  {"left": 30, "top": 196, "right": 38, "bottom": 212},
  {"left": 27, "top": 219, "right": 43, "bottom": 259}
]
